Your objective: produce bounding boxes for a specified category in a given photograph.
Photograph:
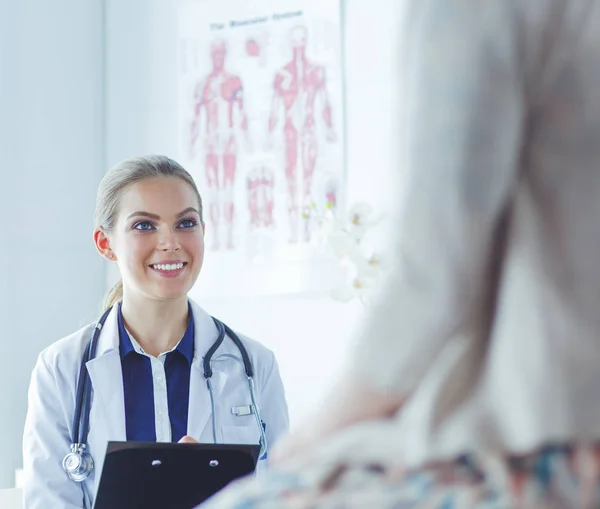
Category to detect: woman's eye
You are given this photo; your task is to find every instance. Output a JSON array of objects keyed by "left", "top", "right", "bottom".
[
  {"left": 133, "top": 221, "right": 155, "bottom": 231},
  {"left": 178, "top": 218, "right": 197, "bottom": 229}
]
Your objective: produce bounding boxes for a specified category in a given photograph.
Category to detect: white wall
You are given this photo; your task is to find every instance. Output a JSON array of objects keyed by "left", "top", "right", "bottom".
[
  {"left": 105, "top": 0, "right": 401, "bottom": 428},
  {"left": 0, "top": 0, "right": 106, "bottom": 489}
]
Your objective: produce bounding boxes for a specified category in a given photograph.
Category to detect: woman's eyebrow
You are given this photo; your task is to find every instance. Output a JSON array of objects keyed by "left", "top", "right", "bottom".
[
  {"left": 176, "top": 207, "right": 200, "bottom": 218},
  {"left": 126, "top": 211, "right": 160, "bottom": 220}
]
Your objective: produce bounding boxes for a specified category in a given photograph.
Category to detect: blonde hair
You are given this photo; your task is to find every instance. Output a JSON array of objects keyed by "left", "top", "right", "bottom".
[{"left": 95, "top": 155, "right": 203, "bottom": 310}]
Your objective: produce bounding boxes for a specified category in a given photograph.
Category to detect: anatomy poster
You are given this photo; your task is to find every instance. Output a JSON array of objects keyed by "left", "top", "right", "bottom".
[{"left": 178, "top": 0, "right": 345, "bottom": 297}]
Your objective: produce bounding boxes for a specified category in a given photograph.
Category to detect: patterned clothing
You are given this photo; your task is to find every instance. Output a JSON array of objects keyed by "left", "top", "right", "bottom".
[{"left": 201, "top": 444, "right": 600, "bottom": 509}]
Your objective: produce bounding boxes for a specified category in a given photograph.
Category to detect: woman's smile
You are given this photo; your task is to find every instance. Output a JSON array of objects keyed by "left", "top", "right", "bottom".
[{"left": 149, "top": 260, "right": 188, "bottom": 278}]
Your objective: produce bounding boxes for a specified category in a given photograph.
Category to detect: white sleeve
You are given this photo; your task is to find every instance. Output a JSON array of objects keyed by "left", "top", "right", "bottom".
[
  {"left": 349, "top": 0, "right": 533, "bottom": 394},
  {"left": 258, "top": 351, "right": 289, "bottom": 461},
  {"left": 22, "top": 353, "right": 85, "bottom": 509}
]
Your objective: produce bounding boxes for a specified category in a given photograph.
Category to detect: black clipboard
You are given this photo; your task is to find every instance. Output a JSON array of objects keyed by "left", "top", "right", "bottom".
[{"left": 93, "top": 441, "right": 260, "bottom": 509}]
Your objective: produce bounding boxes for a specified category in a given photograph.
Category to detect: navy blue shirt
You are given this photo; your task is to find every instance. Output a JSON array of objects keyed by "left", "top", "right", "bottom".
[{"left": 118, "top": 303, "right": 194, "bottom": 442}]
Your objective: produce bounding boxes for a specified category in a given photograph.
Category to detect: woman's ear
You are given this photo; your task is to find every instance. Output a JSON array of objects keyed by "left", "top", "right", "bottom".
[{"left": 93, "top": 228, "right": 117, "bottom": 262}]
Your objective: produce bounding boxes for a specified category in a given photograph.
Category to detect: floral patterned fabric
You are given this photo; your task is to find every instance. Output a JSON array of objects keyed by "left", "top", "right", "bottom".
[{"left": 199, "top": 444, "right": 600, "bottom": 509}]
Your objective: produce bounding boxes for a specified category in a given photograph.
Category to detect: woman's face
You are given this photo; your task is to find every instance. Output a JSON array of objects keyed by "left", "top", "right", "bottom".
[{"left": 101, "top": 177, "right": 205, "bottom": 302}]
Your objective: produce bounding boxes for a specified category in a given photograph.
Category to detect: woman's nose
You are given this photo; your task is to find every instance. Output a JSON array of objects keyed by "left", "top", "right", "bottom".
[{"left": 157, "top": 231, "right": 180, "bottom": 251}]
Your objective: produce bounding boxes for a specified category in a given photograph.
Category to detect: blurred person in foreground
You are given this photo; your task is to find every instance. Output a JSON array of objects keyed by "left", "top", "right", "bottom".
[{"left": 199, "top": 0, "right": 600, "bottom": 507}]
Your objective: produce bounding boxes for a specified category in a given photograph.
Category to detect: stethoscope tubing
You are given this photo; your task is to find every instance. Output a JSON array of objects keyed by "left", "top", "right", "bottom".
[{"left": 66, "top": 308, "right": 267, "bottom": 484}]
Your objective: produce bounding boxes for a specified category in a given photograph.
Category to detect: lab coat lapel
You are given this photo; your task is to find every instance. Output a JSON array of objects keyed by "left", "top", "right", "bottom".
[
  {"left": 187, "top": 300, "right": 228, "bottom": 440},
  {"left": 187, "top": 363, "right": 226, "bottom": 440},
  {"left": 85, "top": 306, "right": 127, "bottom": 441},
  {"left": 82, "top": 301, "right": 230, "bottom": 442}
]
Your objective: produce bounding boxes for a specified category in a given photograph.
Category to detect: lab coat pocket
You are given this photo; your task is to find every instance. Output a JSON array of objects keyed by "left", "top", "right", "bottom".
[{"left": 221, "top": 425, "right": 260, "bottom": 445}]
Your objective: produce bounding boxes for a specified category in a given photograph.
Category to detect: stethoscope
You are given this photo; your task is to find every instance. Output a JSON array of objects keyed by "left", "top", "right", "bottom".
[{"left": 62, "top": 307, "right": 268, "bottom": 484}]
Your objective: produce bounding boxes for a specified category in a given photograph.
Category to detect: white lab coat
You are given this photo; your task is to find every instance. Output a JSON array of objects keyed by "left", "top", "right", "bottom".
[{"left": 22, "top": 300, "right": 289, "bottom": 509}]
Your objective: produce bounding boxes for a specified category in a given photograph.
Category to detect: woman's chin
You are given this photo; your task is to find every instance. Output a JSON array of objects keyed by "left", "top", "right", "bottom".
[
  {"left": 139, "top": 272, "right": 199, "bottom": 301},
  {"left": 150, "top": 283, "right": 191, "bottom": 301}
]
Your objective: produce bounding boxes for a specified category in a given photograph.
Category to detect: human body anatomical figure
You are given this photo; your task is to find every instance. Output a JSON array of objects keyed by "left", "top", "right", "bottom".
[
  {"left": 190, "top": 40, "right": 250, "bottom": 250},
  {"left": 268, "top": 26, "right": 336, "bottom": 243}
]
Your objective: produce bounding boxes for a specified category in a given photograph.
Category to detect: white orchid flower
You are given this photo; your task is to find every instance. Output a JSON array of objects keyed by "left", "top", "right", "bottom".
[
  {"left": 309, "top": 200, "right": 386, "bottom": 304},
  {"left": 347, "top": 202, "right": 378, "bottom": 241},
  {"left": 353, "top": 273, "right": 378, "bottom": 292},
  {"left": 327, "top": 229, "right": 361, "bottom": 259},
  {"left": 348, "top": 202, "right": 373, "bottom": 223},
  {"left": 330, "top": 272, "right": 378, "bottom": 303},
  {"left": 311, "top": 208, "right": 346, "bottom": 248},
  {"left": 355, "top": 262, "right": 380, "bottom": 280},
  {"left": 342, "top": 249, "right": 385, "bottom": 281},
  {"left": 365, "top": 250, "right": 390, "bottom": 274},
  {"left": 330, "top": 282, "right": 357, "bottom": 303}
]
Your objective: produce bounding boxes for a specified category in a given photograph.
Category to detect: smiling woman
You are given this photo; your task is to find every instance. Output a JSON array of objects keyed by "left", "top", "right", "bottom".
[
  {"left": 22, "top": 155, "right": 290, "bottom": 509},
  {"left": 94, "top": 157, "right": 205, "bottom": 311}
]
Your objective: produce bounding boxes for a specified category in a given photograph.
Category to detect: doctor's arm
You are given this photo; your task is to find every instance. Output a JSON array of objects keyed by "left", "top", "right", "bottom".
[
  {"left": 258, "top": 351, "right": 289, "bottom": 459},
  {"left": 23, "top": 353, "right": 86, "bottom": 509},
  {"left": 273, "top": 0, "right": 528, "bottom": 462}
]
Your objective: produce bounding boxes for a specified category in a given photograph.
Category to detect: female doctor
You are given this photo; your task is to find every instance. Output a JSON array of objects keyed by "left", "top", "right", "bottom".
[{"left": 22, "top": 155, "right": 289, "bottom": 509}]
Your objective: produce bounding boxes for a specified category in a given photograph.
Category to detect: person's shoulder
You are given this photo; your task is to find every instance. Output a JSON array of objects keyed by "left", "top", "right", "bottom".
[
  {"left": 189, "top": 299, "right": 277, "bottom": 365},
  {"left": 38, "top": 321, "right": 96, "bottom": 375},
  {"left": 235, "top": 332, "right": 277, "bottom": 366}
]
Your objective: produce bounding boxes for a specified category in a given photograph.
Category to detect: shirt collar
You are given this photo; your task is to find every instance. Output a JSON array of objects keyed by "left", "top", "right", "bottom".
[
  {"left": 118, "top": 304, "right": 136, "bottom": 357},
  {"left": 177, "top": 303, "right": 195, "bottom": 364},
  {"left": 118, "top": 302, "right": 195, "bottom": 364}
]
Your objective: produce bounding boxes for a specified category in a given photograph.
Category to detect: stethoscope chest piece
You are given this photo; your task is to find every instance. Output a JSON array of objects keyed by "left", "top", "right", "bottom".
[
  {"left": 64, "top": 309, "right": 266, "bottom": 493},
  {"left": 63, "top": 444, "right": 94, "bottom": 482}
]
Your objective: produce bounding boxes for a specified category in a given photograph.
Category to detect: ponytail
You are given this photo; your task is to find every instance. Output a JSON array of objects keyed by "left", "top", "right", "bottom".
[{"left": 103, "top": 279, "right": 123, "bottom": 311}]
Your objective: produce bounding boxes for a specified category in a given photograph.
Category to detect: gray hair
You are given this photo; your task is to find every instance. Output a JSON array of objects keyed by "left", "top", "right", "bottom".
[{"left": 95, "top": 155, "right": 203, "bottom": 310}]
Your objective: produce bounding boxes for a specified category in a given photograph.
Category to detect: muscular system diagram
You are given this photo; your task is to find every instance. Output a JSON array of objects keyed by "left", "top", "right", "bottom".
[
  {"left": 267, "top": 25, "right": 337, "bottom": 243},
  {"left": 247, "top": 166, "right": 275, "bottom": 230},
  {"left": 189, "top": 39, "right": 251, "bottom": 251}
]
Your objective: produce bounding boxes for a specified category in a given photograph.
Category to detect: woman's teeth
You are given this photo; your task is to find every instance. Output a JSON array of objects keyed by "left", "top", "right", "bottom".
[{"left": 152, "top": 262, "right": 184, "bottom": 271}]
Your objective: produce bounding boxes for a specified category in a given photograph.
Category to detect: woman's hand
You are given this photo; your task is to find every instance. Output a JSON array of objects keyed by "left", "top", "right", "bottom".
[{"left": 178, "top": 435, "right": 199, "bottom": 444}]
